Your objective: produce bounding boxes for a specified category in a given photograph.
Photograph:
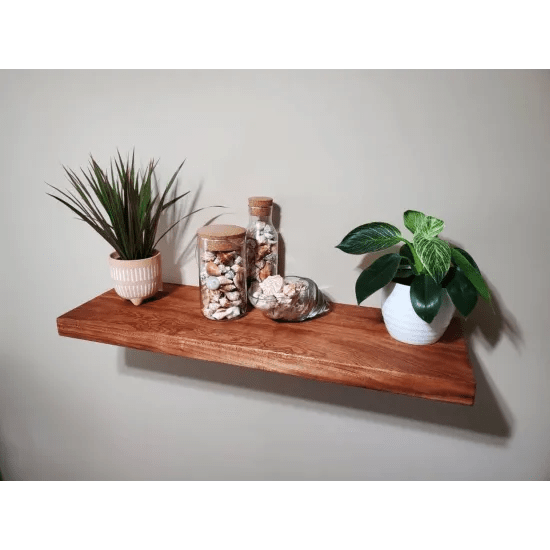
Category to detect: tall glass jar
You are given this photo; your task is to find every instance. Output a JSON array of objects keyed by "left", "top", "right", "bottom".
[
  {"left": 246, "top": 196, "right": 278, "bottom": 284},
  {"left": 196, "top": 224, "right": 247, "bottom": 320}
]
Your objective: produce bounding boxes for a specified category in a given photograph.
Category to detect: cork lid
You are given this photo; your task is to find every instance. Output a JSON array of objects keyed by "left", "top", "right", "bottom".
[
  {"left": 248, "top": 196, "right": 273, "bottom": 216},
  {"left": 197, "top": 224, "right": 246, "bottom": 251},
  {"left": 248, "top": 196, "right": 273, "bottom": 207}
]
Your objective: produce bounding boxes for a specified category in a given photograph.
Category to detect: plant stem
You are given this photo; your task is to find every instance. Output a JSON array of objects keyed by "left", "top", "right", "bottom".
[{"left": 401, "top": 238, "right": 424, "bottom": 274}]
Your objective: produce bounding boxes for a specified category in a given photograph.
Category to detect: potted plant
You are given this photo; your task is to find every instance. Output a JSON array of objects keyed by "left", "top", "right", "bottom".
[
  {"left": 48, "top": 151, "right": 205, "bottom": 305},
  {"left": 336, "top": 210, "right": 491, "bottom": 344}
]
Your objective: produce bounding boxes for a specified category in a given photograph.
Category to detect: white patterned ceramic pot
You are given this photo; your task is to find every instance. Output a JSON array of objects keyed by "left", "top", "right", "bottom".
[
  {"left": 381, "top": 281, "right": 455, "bottom": 345},
  {"left": 108, "top": 250, "right": 163, "bottom": 306}
]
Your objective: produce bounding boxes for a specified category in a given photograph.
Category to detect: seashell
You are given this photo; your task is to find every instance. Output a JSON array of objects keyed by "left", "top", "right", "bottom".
[
  {"left": 210, "top": 290, "right": 222, "bottom": 302},
  {"left": 295, "top": 280, "right": 308, "bottom": 293},
  {"left": 255, "top": 259, "right": 265, "bottom": 270},
  {"left": 232, "top": 264, "right": 243, "bottom": 273},
  {"left": 256, "top": 244, "right": 270, "bottom": 260},
  {"left": 234, "top": 270, "right": 245, "bottom": 290},
  {"left": 206, "top": 276, "right": 221, "bottom": 290},
  {"left": 260, "top": 274, "right": 284, "bottom": 295},
  {"left": 256, "top": 234, "right": 267, "bottom": 245},
  {"left": 255, "top": 221, "right": 266, "bottom": 231},
  {"left": 283, "top": 283, "right": 297, "bottom": 296},
  {"left": 219, "top": 264, "right": 229, "bottom": 274},
  {"left": 206, "top": 261, "right": 221, "bottom": 276},
  {"left": 268, "top": 239, "right": 277, "bottom": 246},
  {"left": 214, "top": 257, "right": 220, "bottom": 265},
  {"left": 220, "top": 284, "right": 236, "bottom": 292},
  {"left": 225, "top": 306, "right": 241, "bottom": 319},
  {"left": 218, "top": 252, "right": 235, "bottom": 264},
  {"left": 219, "top": 297, "right": 229, "bottom": 308},
  {"left": 203, "top": 251, "right": 216, "bottom": 262},
  {"left": 234, "top": 256, "right": 243, "bottom": 265},
  {"left": 208, "top": 302, "right": 220, "bottom": 312},
  {"left": 217, "top": 276, "right": 232, "bottom": 285},
  {"left": 213, "top": 309, "right": 229, "bottom": 320},
  {"left": 226, "top": 291, "right": 241, "bottom": 302},
  {"left": 258, "top": 262, "right": 273, "bottom": 282},
  {"left": 230, "top": 299, "right": 243, "bottom": 307},
  {"left": 225, "top": 270, "right": 235, "bottom": 280}
]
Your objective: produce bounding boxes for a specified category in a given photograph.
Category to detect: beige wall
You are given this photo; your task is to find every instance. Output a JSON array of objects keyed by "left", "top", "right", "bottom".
[{"left": 1, "top": 70, "right": 548, "bottom": 479}]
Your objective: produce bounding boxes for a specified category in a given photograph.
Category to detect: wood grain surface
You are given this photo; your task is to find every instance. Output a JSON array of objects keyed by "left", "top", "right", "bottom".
[{"left": 57, "top": 284, "right": 476, "bottom": 405}]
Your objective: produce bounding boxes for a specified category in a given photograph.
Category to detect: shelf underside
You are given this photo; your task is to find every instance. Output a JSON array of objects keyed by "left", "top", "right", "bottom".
[{"left": 57, "top": 283, "right": 475, "bottom": 405}]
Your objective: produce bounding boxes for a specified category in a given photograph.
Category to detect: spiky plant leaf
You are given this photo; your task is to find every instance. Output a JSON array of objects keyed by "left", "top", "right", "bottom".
[{"left": 48, "top": 152, "right": 199, "bottom": 261}]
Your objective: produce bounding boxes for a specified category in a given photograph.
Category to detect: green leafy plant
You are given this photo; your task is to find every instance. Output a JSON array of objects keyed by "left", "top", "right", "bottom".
[
  {"left": 47, "top": 151, "right": 212, "bottom": 260},
  {"left": 336, "top": 210, "right": 491, "bottom": 323}
]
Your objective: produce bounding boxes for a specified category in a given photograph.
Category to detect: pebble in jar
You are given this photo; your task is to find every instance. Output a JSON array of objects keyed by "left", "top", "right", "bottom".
[
  {"left": 196, "top": 224, "right": 247, "bottom": 320},
  {"left": 246, "top": 196, "right": 278, "bottom": 283}
]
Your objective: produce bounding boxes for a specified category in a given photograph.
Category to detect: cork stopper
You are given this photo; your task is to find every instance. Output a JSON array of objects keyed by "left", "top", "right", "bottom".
[
  {"left": 197, "top": 224, "right": 246, "bottom": 252},
  {"left": 248, "top": 196, "right": 273, "bottom": 207},
  {"left": 248, "top": 196, "right": 273, "bottom": 216}
]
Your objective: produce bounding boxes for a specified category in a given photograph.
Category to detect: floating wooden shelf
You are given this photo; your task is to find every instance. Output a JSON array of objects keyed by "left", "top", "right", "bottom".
[{"left": 57, "top": 283, "right": 475, "bottom": 405}]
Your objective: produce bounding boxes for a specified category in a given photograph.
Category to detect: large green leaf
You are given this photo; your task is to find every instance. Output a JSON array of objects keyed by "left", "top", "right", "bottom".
[
  {"left": 355, "top": 253, "right": 401, "bottom": 305},
  {"left": 410, "top": 273, "right": 443, "bottom": 323},
  {"left": 413, "top": 235, "right": 451, "bottom": 283},
  {"left": 446, "top": 268, "right": 478, "bottom": 317},
  {"left": 403, "top": 210, "right": 426, "bottom": 234},
  {"left": 417, "top": 215, "right": 445, "bottom": 239},
  {"left": 337, "top": 223, "right": 402, "bottom": 255},
  {"left": 451, "top": 248, "right": 491, "bottom": 301},
  {"left": 445, "top": 247, "right": 479, "bottom": 316},
  {"left": 454, "top": 248, "right": 479, "bottom": 272}
]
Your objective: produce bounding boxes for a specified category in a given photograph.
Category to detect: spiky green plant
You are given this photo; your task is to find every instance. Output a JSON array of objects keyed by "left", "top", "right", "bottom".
[{"left": 47, "top": 151, "right": 206, "bottom": 260}]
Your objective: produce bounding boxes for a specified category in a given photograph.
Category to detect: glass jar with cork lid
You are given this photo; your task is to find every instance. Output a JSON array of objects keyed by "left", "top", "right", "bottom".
[
  {"left": 246, "top": 196, "right": 278, "bottom": 284},
  {"left": 196, "top": 224, "right": 247, "bottom": 320}
]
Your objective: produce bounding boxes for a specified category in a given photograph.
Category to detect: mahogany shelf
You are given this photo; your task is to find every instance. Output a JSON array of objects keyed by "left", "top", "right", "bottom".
[{"left": 56, "top": 283, "right": 475, "bottom": 405}]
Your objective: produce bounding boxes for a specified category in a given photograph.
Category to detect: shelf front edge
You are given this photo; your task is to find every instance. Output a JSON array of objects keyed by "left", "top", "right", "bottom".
[{"left": 56, "top": 286, "right": 476, "bottom": 406}]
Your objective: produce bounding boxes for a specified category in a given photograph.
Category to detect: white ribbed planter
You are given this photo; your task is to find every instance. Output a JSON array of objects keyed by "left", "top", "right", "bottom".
[
  {"left": 108, "top": 250, "right": 163, "bottom": 306},
  {"left": 381, "top": 281, "right": 455, "bottom": 345}
]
